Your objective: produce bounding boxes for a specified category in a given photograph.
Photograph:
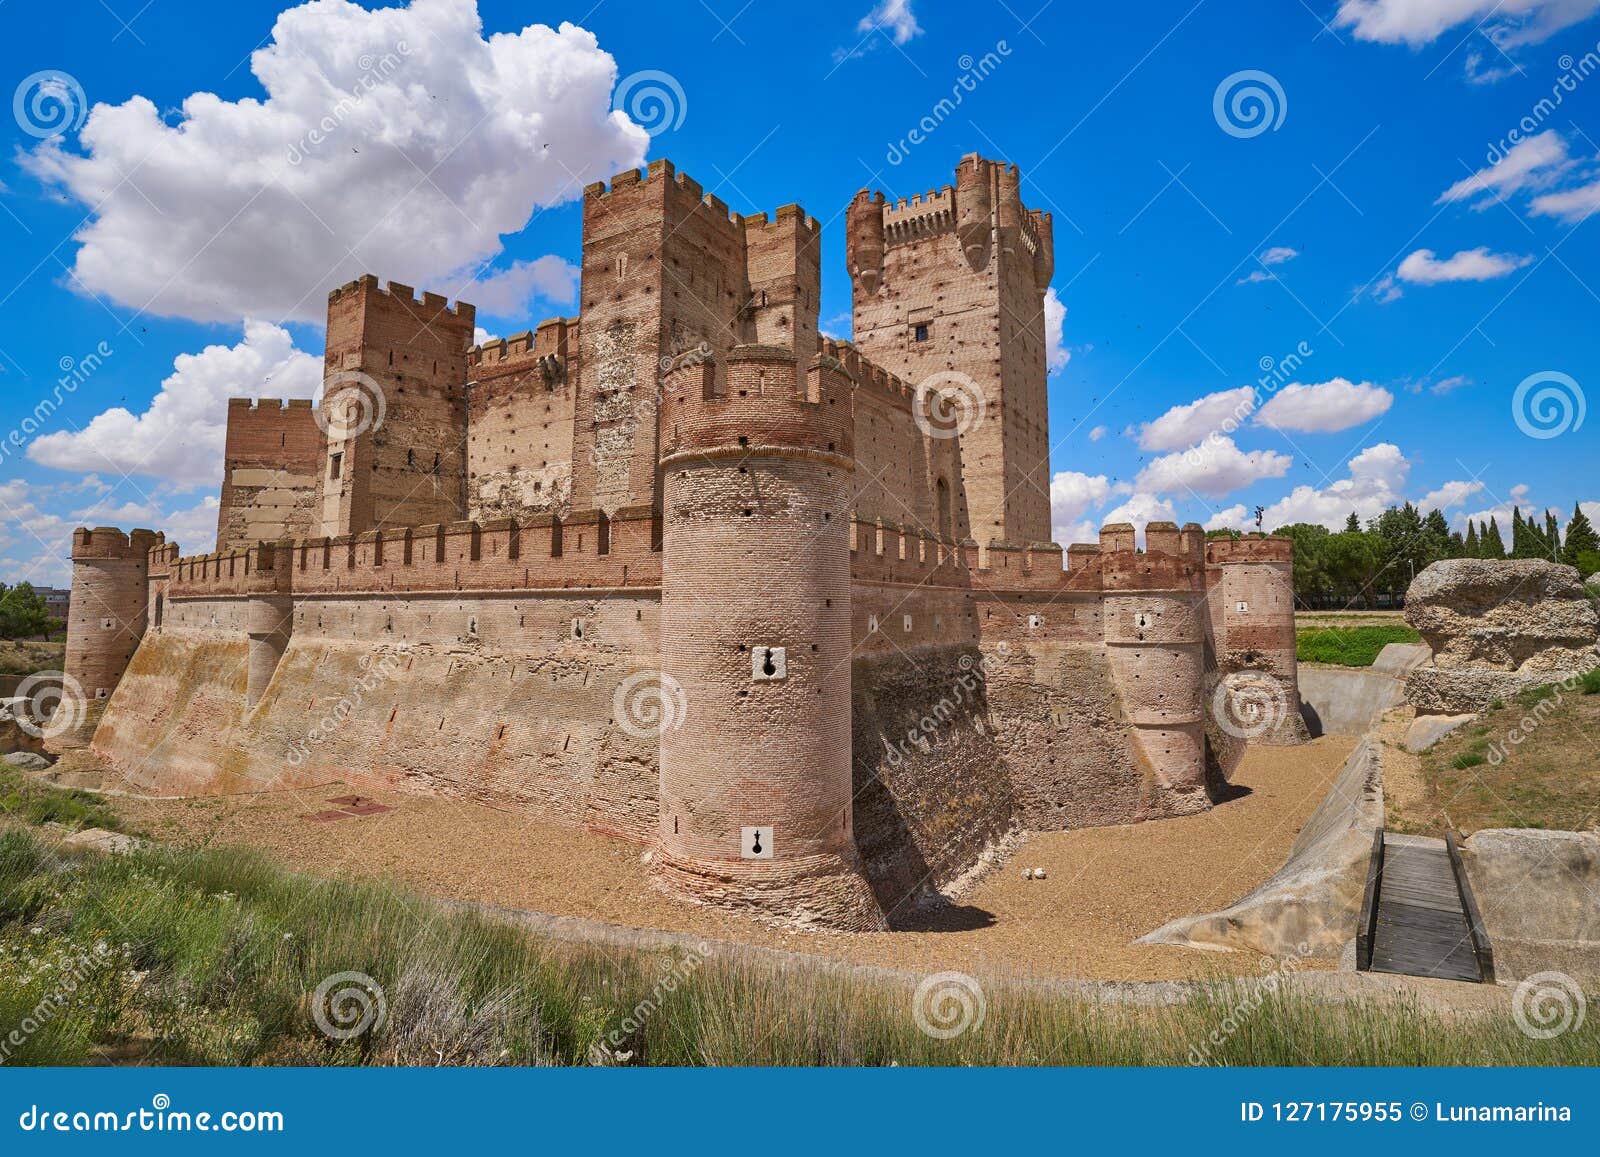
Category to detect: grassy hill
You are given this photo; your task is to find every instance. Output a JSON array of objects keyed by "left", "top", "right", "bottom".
[{"left": 1391, "top": 670, "right": 1600, "bottom": 836}]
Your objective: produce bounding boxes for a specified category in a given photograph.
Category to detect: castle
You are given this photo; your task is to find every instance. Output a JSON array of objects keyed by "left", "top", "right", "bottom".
[{"left": 57, "top": 155, "right": 1304, "bottom": 931}]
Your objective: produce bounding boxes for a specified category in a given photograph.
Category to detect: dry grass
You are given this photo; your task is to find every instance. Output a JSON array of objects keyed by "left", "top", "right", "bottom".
[
  {"left": 1390, "top": 676, "right": 1600, "bottom": 836},
  {"left": 0, "top": 640, "right": 65, "bottom": 678}
]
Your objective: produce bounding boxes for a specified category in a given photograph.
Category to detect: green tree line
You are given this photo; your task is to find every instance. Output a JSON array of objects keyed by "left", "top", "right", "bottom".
[{"left": 1212, "top": 502, "right": 1600, "bottom": 610}]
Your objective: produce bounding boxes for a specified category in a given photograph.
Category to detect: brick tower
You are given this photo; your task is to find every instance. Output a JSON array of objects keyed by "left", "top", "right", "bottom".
[
  {"left": 653, "top": 344, "right": 885, "bottom": 931},
  {"left": 55, "top": 527, "right": 161, "bottom": 750},
  {"left": 847, "top": 155, "right": 1055, "bottom": 546},
  {"left": 1099, "top": 522, "right": 1210, "bottom": 819},
  {"left": 317, "top": 276, "right": 475, "bottom": 537},
  {"left": 1205, "top": 537, "right": 1308, "bottom": 745}
]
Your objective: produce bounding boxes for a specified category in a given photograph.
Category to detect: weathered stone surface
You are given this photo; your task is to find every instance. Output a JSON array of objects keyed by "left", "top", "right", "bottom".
[
  {"left": 1403, "top": 713, "right": 1476, "bottom": 753},
  {"left": 3, "top": 751, "right": 52, "bottom": 770},
  {"left": 1404, "top": 559, "right": 1598, "bottom": 672},
  {"left": 60, "top": 827, "right": 143, "bottom": 855},
  {"left": 0, "top": 699, "right": 49, "bottom": 757},
  {"left": 1298, "top": 667, "right": 1406, "bottom": 737},
  {"left": 1369, "top": 642, "right": 1431, "bottom": 675},
  {"left": 1406, "top": 666, "right": 1559, "bottom": 715},
  {"left": 1460, "top": 828, "right": 1600, "bottom": 981},
  {"left": 1137, "top": 737, "right": 1383, "bottom": 958},
  {"left": 1403, "top": 559, "right": 1598, "bottom": 715}
]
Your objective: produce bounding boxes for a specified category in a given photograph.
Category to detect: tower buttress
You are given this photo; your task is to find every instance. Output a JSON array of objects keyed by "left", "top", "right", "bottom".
[{"left": 653, "top": 345, "right": 885, "bottom": 930}]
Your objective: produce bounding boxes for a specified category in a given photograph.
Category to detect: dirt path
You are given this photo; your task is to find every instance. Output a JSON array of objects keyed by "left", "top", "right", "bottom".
[{"left": 115, "top": 734, "right": 1360, "bottom": 981}]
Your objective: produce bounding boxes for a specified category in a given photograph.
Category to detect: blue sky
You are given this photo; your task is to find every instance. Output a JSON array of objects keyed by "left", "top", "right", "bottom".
[{"left": 1, "top": 0, "right": 1596, "bottom": 585}]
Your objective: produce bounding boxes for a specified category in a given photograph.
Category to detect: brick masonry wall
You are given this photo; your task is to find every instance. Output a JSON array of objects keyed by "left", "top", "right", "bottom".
[
  {"left": 217, "top": 400, "right": 324, "bottom": 550},
  {"left": 467, "top": 322, "right": 578, "bottom": 522}
]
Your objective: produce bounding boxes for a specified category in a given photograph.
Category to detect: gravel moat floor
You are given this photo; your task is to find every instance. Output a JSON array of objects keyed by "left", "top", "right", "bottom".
[{"left": 115, "top": 734, "right": 1359, "bottom": 982}]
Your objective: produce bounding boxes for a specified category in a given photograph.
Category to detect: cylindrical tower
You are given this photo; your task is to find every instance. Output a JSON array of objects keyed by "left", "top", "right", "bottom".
[
  {"left": 244, "top": 542, "right": 294, "bottom": 708},
  {"left": 653, "top": 345, "right": 885, "bottom": 931},
  {"left": 955, "top": 154, "right": 994, "bottom": 272},
  {"left": 845, "top": 189, "right": 886, "bottom": 296},
  {"left": 55, "top": 527, "right": 160, "bottom": 751},
  {"left": 1205, "top": 537, "right": 1307, "bottom": 745},
  {"left": 1100, "top": 524, "right": 1210, "bottom": 820}
]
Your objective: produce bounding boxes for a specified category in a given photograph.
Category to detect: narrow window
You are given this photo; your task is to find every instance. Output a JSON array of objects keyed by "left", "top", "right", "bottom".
[
  {"left": 329, "top": 452, "right": 343, "bottom": 480},
  {"left": 914, "top": 324, "right": 929, "bottom": 343}
]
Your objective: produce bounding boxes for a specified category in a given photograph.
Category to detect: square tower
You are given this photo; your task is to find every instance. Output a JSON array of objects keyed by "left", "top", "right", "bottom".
[
  {"left": 317, "top": 276, "right": 475, "bottom": 537},
  {"left": 847, "top": 155, "right": 1055, "bottom": 545}
]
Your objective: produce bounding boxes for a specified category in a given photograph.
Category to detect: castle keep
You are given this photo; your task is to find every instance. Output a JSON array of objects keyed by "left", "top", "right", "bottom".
[{"left": 59, "top": 155, "right": 1303, "bottom": 931}]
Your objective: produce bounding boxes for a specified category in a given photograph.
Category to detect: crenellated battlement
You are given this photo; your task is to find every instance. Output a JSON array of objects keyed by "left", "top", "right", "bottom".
[
  {"left": 327, "top": 273, "right": 473, "bottom": 321},
  {"left": 818, "top": 339, "right": 916, "bottom": 408},
  {"left": 226, "top": 398, "right": 315, "bottom": 412},
  {"left": 164, "top": 506, "right": 662, "bottom": 600},
  {"left": 71, "top": 526, "right": 164, "bottom": 562},
  {"left": 1205, "top": 535, "right": 1295, "bottom": 566},
  {"left": 658, "top": 346, "right": 854, "bottom": 463}
]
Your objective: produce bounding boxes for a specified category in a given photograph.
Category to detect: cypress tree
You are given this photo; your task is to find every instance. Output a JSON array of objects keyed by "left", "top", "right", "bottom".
[
  {"left": 1563, "top": 503, "right": 1599, "bottom": 567},
  {"left": 1483, "top": 517, "right": 1507, "bottom": 559},
  {"left": 1465, "top": 521, "right": 1480, "bottom": 557},
  {"left": 1345, "top": 512, "right": 1361, "bottom": 534}
]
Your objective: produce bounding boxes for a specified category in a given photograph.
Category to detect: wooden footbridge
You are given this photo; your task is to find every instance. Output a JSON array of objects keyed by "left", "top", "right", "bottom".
[{"left": 1357, "top": 829, "right": 1495, "bottom": 984}]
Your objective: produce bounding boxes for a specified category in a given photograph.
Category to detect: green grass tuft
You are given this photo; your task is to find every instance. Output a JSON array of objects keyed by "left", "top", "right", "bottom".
[
  {"left": 0, "top": 766, "right": 123, "bottom": 833},
  {"left": 1295, "top": 624, "right": 1420, "bottom": 667},
  {"left": 0, "top": 827, "right": 1595, "bottom": 1068}
]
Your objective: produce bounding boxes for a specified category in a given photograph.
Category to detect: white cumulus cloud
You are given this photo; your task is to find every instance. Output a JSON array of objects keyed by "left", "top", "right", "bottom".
[
  {"left": 1335, "top": 0, "right": 1600, "bottom": 47},
  {"left": 858, "top": 0, "right": 921, "bottom": 43},
  {"left": 1396, "top": 247, "right": 1532, "bottom": 284},
  {"left": 1134, "top": 386, "right": 1257, "bottom": 452},
  {"left": 22, "top": 0, "right": 647, "bottom": 324},
  {"left": 28, "top": 322, "right": 321, "bottom": 486},
  {"left": 1043, "top": 288, "right": 1070, "bottom": 372},
  {"left": 1437, "top": 131, "right": 1572, "bottom": 206},
  {"left": 1050, "top": 470, "right": 1113, "bottom": 545},
  {"left": 1254, "top": 378, "right": 1394, "bottom": 433},
  {"left": 1135, "top": 437, "right": 1292, "bottom": 500},
  {"left": 1418, "top": 479, "right": 1486, "bottom": 510},
  {"left": 1210, "top": 442, "right": 1411, "bottom": 532}
]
